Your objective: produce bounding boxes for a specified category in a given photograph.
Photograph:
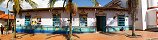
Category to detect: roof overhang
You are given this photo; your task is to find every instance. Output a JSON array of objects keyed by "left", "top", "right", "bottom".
[
  {"left": 10, "top": 7, "right": 128, "bottom": 13},
  {"left": 148, "top": 6, "right": 158, "bottom": 9},
  {"left": 0, "top": 14, "right": 14, "bottom": 19}
]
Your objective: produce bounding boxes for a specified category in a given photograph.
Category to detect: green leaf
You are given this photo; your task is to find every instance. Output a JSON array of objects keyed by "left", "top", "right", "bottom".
[
  {"left": 14, "top": 0, "right": 20, "bottom": 14},
  {"left": 49, "top": 0, "right": 57, "bottom": 8},
  {"left": 63, "top": 0, "right": 66, "bottom": 7},
  {"left": 90, "top": 0, "right": 99, "bottom": 7},
  {"left": 6, "top": 0, "right": 13, "bottom": 8},
  {"left": 0, "top": 0, "right": 5, "bottom": 5},
  {"left": 25, "top": 0, "right": 38, "bottom": 8},
  {"left": 65, "top": 2, "right": 78, "bottom": 16}
]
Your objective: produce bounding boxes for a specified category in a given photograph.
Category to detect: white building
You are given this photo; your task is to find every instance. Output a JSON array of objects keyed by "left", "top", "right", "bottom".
[
  {"left": 13, "top": 0, "right": 133, "bottom": 33},
  {"left": 136, "top": 0, "right": 158, "bottom": 30}
]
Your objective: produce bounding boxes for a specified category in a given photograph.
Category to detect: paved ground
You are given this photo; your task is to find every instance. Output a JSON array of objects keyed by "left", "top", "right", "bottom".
[{"left": 0, "top": 31, "right": 158, "bottom": 40}]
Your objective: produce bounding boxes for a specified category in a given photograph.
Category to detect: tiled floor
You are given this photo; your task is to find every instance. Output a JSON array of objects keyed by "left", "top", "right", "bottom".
[{"left": 0, "top": 31, "right": 158, "bottom": 40}]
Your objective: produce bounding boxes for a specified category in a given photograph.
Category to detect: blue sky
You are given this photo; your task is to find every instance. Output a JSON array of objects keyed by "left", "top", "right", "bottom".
[
  {"left": 0, "top": 7, "right": 9, "bottom": 13},
  {"left": 0, "top": 0, "right": 112, "bottom": 14},
  {"left": 73, "top": 0, "right": 112, "bottom": 7}
]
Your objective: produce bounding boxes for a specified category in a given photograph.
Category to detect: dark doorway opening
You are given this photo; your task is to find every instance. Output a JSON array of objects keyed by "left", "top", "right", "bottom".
[{"left": 96, "top": 16, "right": 106, "bottom": 31}]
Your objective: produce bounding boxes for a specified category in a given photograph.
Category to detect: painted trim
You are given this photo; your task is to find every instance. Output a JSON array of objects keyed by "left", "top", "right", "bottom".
[
  {"left": 148, "top": 6, "right": 158, "bottom": 10},
  {"left": 16, "top": 25, "right": 96, "bottom": 33},
  {"left": 156, "top": 12, "right": 158, "bottom": 27},
  {"left": 147, "top": 25, "right": 157, "bottom": 28}
]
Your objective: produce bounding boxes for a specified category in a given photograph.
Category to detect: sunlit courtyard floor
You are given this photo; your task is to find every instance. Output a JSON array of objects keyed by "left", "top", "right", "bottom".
[{"left": 0, "top": 30, "right": 158, "bottom": 40}]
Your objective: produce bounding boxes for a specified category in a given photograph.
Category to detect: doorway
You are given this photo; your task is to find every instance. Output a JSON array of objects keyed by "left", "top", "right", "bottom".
[{"left": 96, "top": 16, "right": 106, "bottom": 31}]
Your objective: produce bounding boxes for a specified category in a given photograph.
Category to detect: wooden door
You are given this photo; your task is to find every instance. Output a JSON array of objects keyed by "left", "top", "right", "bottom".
[{"left": 96, "top": 16, "right": 106, "bottom": 31}]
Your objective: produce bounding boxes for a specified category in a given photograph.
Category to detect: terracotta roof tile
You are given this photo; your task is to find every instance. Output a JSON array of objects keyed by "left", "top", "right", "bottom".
[{"left": 0, "top": 11, "right": 14, "bottom": 19}]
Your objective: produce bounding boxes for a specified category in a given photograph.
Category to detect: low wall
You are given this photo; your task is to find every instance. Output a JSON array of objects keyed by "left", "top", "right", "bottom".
[
  {"left": 16, "top": 25, "right": 96, "bottom": 34},
  {"left": 16, "top": 25, "right": 129, "bottom": 34}
]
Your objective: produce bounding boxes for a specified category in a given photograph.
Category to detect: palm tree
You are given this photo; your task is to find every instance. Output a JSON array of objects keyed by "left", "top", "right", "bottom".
[
  {"left": 128, "top": 0, "right": 139, "bottom": 37},
  {"left": 0, "top": 0, "right": 5, "bottom": 5},
  {"left": 49, "top": 0, "right": 77, "bottom": 40},
  {"left": 49, "top": 0, "right": 99, "bottom": 40},
  {"left": 91, "top": 0, "right": 99, "bottom": 7},
  {"left": 13, "top": 0, "right": 37, "bottom": 39},
  {"left": 0, "top": 0, "right": 37, "bottom": 39}
]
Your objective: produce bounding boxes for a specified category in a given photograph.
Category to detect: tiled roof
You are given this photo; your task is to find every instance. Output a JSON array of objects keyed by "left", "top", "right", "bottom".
[
  {"left": 104, "top": 0, "right": 124, "bottom": 9},
  {"left": 0, "top": 10, "right": 5, "bottom": 14},
  {"left": 0, "top": 11, "right": 14, "bottom": 19},
  {"left": 10, "top": 7, "right": 128, "bottom": 13}
]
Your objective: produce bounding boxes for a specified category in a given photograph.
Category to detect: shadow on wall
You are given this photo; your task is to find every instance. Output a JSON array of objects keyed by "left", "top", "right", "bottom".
[{"left": 105, "top": 17, "right": 117, "bottom": 32}]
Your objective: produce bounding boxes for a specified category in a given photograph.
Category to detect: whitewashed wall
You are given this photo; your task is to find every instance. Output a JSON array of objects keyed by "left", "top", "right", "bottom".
[
  {"left": 16, "top": 10, "right": 96, "bottom": 27},
  {"left": 135, "top": 0, "right": 148, "bottom": 30},
  {"left": 16, "top": 10, "right": 129, "bottom": 28},
  {"left": 147, "top": 0, "right": 158, "bottom": 7},
  {"left": 16, "top": 12, "right": 26, "bottom": 26},
  {"left": 106, "top": 11, "right": 118, "bottom": 26},
  {"left": 87, "top": 11, "right": 96, "bottom": 27},
  {"left": 61, "top": 11, "right": 70, "bottom": 26},
  {"left": 105, "top": 11, "right": 131, "bottom": 27},
  {"left": 16, "top": 11, "right": 53, "bottom": 26},
  {"left": 146, "top": 9, "right": 157, "bottom": 28},
  {"left": 61, "top": 10, "right": 96, "bottom": 27}
]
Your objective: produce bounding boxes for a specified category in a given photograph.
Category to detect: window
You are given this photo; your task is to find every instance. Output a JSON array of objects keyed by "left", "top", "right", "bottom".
[
  {"left": 25, "top": 16, "right": 31, "bottom": 26},
  {"left": 118, "top": 15, "right": 125, "bottom": 26},
  {"left": 52, "top": 13, "right": 60, "bottom": 27},
  {"left": 31, "top": 16, "right": 42, "bottom": 25},
  {"left": 25, "top": 13, "right": 31, "bottom": 26},
  {"left": 79, "top": 13, "right": 87, "bottom": 27},
  {"left": 37, "top": 18, "right": 41, "bottom": 24}
]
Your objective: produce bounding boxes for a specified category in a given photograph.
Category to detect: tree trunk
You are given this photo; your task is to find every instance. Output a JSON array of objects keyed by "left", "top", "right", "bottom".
[
  {"left": 13, "top": 4, "right": 18, "bottom": 39},
  {"left": 68, "top": 0, "right": 73, "bottom": 40},
  {"left": 69, "top": 10, "right": 73, "bottom": 40},
  {"left": 13, "top": 12, "right": 16, "bottom": 38},
  {"left": 7, "top": 10, "right": 10, "bottom": 34},
  {"left": 131, "top": 11, "right": 136, "bottom": 36},
  {"left": 6, "top": 0, "right": 10, "bottom": 35},
  {"left": 128, "top": 0, "right": 138, "bottom": 36}
]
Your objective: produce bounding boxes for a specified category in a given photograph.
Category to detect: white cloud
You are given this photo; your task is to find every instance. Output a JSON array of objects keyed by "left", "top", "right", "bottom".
[
  {"left": 33, "top": 0, "right": 49, "bottom": 8},
  {"left": 0, "top": 0, "right": 13, "bottom": 13},
  {"left": 20, "top": 1, "right": 32, "bottom": 9},
  {"left": 0, "top": 0, "right": 65, "bottom": 11},
  {"left": 53, "top": 0, "right": 65, "bottom": 7},
  {"left": 0, "top": 0, "right": 10, "bottom": 8}
]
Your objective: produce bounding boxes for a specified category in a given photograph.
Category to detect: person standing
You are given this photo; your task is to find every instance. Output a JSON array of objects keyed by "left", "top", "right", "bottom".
[
  {"left": 11, "top": 23, "right": 14, "bottom": 33},
  {"left": 0, "top": 25, "right": 4, "bottom": 35}
]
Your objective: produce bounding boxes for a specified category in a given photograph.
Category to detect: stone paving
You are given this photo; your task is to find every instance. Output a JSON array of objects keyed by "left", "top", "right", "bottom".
[{"left": 0, "top": 31, "right": 158, "bottom": 40}]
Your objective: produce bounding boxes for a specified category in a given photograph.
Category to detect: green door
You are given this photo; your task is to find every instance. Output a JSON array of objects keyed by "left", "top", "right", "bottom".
[{"left": 96, "top": 16, "right": 106, "bottom": 31}]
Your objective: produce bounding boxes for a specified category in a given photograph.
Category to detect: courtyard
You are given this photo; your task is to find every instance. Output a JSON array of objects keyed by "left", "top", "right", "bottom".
[
  {"left": 0, "top": 0, "right": 158, "bottom": 40},
  {"left": 0, "top": 30, "right": 158, "bottom": 40}
]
